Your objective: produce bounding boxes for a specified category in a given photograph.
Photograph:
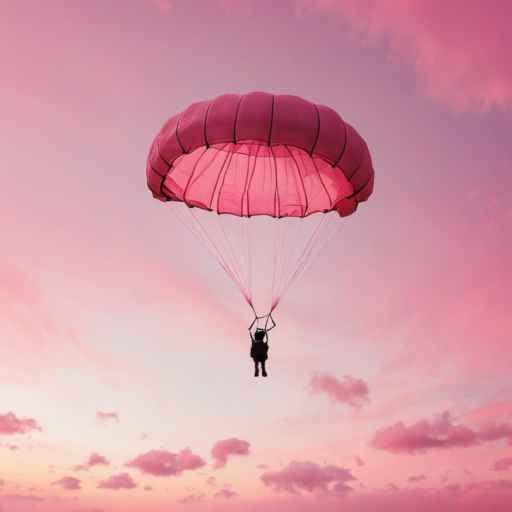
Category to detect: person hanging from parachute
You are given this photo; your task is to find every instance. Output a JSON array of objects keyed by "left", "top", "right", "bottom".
[
  {"left": 146, "top": 92, "right": 374, "bottom": 378},
  {"left": 249, "top": 314, "right": 275, "bottom": 377},
  {"left": 250, "top": 330, "right": 268, "bottom": 377}
]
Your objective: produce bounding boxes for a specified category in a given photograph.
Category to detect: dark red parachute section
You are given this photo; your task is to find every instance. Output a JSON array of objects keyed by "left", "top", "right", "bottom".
[{"left": 147, "top": 92, "right": 374, "bottom": 218}]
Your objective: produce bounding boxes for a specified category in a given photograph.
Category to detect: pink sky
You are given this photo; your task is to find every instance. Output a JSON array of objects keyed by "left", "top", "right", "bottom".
[{"left": 0, "top": 1, "right": 511, "bottom": 511}]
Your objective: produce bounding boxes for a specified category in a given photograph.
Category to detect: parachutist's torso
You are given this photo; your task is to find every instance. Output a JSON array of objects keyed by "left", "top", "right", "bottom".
[
  {"left": 251, "top": 335, "right": 269, "bottom": 377},
  {"left": 250, "top": 340, "right": 269, "bottom": 361}
]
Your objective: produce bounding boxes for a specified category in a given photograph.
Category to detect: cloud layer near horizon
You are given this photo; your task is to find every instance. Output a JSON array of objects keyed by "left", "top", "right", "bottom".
[
  {"left": 371, "top": 411, "right": 512, "bottom": 454},
  {"left": 260, "top": 460, "right": 356, "bottom": 496}
]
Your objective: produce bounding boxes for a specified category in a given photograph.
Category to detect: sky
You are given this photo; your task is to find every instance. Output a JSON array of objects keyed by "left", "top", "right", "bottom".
[{"left": 0, "top": 0, "right": 511, "bottom": 511}]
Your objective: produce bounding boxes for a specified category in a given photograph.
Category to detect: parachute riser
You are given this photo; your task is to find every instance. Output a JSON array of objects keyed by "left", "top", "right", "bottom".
[{"left": 249, "top": 311, "right": 276, "bottom": 338}]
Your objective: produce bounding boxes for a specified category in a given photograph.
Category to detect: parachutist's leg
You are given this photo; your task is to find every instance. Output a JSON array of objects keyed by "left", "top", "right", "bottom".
[
  {"left": 253, "top": 359, "right": 259, "bottom": 377},
  {"left": 262, "top": 361, "right": 267, "bottom": 377}
]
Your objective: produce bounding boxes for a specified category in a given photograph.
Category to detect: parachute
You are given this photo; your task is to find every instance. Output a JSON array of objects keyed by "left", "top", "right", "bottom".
[{"left": 147, "top": 92, "right": 374, "bottom": 329}]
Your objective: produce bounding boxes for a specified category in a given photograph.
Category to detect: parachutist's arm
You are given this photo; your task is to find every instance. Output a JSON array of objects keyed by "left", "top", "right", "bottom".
[{"left": 265, "top": 314, "right": 276, "bottom": 331}]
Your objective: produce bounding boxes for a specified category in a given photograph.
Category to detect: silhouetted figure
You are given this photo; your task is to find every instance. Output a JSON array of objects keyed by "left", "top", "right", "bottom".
[{"left": 250, "top": 329, "right": 269, "bottom": 377}]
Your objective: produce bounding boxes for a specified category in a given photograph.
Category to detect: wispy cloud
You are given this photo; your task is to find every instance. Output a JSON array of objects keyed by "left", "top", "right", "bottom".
[
  {"left": 371, "top": 411, "right": 512, "bottom": 454},
  {"left": 297, "top": 0, "right": 512, "bottom": 113},
  {"left": 215, "top": 487, "right": 238, "bottom": 499},
  {"left": 95, "top": 412, "right": 119, "bottom": 426}
]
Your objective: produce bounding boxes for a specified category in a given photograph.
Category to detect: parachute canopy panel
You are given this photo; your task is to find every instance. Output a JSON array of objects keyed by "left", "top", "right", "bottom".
[{"left": 147, "top": 92, "right": 374, "bottom": 218}]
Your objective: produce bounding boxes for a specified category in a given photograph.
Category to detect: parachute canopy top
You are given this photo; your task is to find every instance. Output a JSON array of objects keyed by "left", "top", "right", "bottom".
[{"left": 147, "top": 92, "right": 374, "bottom": 218}]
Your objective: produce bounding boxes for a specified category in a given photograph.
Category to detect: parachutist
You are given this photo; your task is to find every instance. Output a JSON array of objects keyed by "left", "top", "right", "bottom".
[{"left": 250, "top": 329, "right": 269, "bottom": 377}]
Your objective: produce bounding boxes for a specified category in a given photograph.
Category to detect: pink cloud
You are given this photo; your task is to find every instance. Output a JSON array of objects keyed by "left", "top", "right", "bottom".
[
  {"left": 125, "top": 448, "right": 206, "bottom": 476},
  {"left": 206, "top": 477, "right": 215, "bottom": 485},
  {"left": 211, "top": 437, "right": 251, "bottom": 469},
  {"left": 299, "top": 0, "right": 512, "bottom": 113},
  {"left": 0, "top": 412, "right": 41, "bottom": 436},
  {"left": 371, "top": 411, "right": 512, "bottom": 454},
  {"left": 69, "top": 464, "right": 88, "bottom": 472},
  {"left": 0, "top": 442, "right": 20, "bottom": 451},
  {"left": 87, "top": 453, "right": 110, "bottom": 467},
  {"left": 71, "top": 452, "right": 110, "bottom": 472},
  {"left": 0, "top": 479, "right": 5, "bottom": 486},
  {"left": 215, "top": 487, "right": 238, "bottom": 499},
  {"left": 96, "top": 473, "right": 137, "bottom": 490},
  {"left": 143, "top": 485, "right": 152, "bottom": 491},
  {"left": 177, "top": 493, "right": 206, "bottom": 504},
  {"left": 407, "top": 474, "right": 427, "bottom": 482},
  {"left": 306, "top": 372, "right": 370, "bottom": 409},
  {"left": 260, "top": 460, "right": 356, "bottom": 496},
  {"left": 95, "top": 412, "right": 119, "bottom": 425},
  {"left": 354, "top": 455, "right": 365, "bottom": 467},
  {"left": 492, "top": 458, "right": 512, "bottom": 471},
  {"left": 51, "top": 476, "right": 82, "bottom": 490}
]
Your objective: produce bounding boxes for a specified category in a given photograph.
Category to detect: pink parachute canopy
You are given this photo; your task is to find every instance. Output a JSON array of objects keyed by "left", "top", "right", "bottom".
[{"left": 147, "top": 92, "right": 374, "bottom": 217}]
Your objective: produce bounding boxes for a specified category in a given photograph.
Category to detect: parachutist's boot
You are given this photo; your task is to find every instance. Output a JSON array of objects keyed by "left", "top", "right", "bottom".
[
  {"left": 262, "top": 364, "right": 267, "bottom": 377},
  {"left": 254, "top": 364, "right": 259, "bottom": 377}
]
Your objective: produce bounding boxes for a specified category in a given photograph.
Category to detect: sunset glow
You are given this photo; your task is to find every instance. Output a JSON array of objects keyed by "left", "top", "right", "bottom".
[{"left": 1, "top": 1, "right": 511, "bottom": 511}]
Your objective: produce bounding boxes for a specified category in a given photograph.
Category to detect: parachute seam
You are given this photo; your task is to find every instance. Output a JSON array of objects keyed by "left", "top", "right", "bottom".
[
  {"left": 213, "top": 144, "right": 238, "bottom": 212},
  {"left": 233, "top": 94, "right": 244, "bottom": 144},
  {"left": 204, "top": 100, "right": 213, "bottom": 149},
  {"left": 268, "top": 95, "right": 275, "bottom": 146},
  {"left": 284, "top": 145, "right": 309, "bottom": 217},
  {"left": 310, "top": 104, "right": 321, "bottom": 157},
  {"left": 333, "top": 119, "right": 347, "bottom": 168},
  {"left": 183, "top": 146, "right": 209, "bottom": 205},
  {"left": 175, "top": 111, "right": 186, "bottom": 154},
  {"left": 346, "top": 157, "right": 364, "bottom": 183},
  {"left": 270, "top": 145, "right": 281, "bottom": 218},
  {"left": 209, "top": 143, "right": 235, "bottom": 211},
  {"left": 154, "top": 133, "right": 173, "bottom": 197},
  {"left": 243, "top": 142, "right": 261, "bottom": 217},
  {"left": 312, "top": 156, "right": 333, "bottom": 209},
  {"left": 155, "top": 132, "right": 172, "bottom": 171},
  {"left": 348, "top": 167, "right": 373, "bottom": 199},
  {"left": 148, "top": 165, "right": 167, "bottom": 197}
]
